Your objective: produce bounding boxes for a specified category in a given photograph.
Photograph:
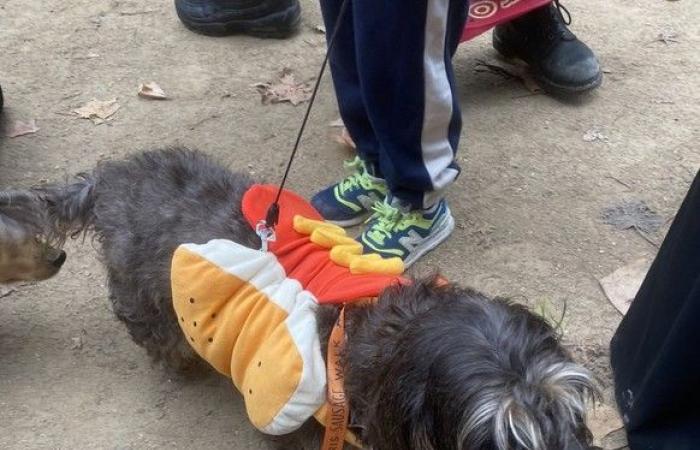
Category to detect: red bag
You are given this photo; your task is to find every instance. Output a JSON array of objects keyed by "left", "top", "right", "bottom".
[{"left": 461, "top": 0, "right": 552, "bottom": 42}]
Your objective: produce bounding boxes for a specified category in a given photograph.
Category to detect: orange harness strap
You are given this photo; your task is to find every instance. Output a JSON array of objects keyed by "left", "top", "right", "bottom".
[{"left": 322, "top": 307, "right": 350, "bottom": 450}]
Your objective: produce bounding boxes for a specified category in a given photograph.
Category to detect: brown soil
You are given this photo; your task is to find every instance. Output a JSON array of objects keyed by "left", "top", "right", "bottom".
[{"left": 1, "top": 0, "right": 698, "bottom": 448}]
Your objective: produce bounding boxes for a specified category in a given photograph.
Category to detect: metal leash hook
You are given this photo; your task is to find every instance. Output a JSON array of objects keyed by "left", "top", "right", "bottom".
[
  {"left": 262, "top": 0, "right": 349, "bottom": 246},
  {"left": 256, "top": 219, "right": 277, "bottom": 252},
  {"left": 257, "top": 199, "right": 279, "bottom": 252}
]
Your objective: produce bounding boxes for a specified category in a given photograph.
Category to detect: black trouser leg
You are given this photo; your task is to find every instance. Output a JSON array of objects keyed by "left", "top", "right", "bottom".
[{"left": 610, "top": 171, "right": 700, "bottom": 450}]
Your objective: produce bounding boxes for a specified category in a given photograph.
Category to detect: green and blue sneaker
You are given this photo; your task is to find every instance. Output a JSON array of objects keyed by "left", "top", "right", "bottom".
[
  {"left": 311, "top": 157, "right": 388, "bottom": 227},
  {"left": 360, "top": 198, "right": 455, "bottom": 268}
]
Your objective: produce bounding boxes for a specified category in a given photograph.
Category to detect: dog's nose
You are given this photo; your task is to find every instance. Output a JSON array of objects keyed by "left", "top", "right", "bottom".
[{"left": 52, "top": 250, "right": 67, "bottom": 268}]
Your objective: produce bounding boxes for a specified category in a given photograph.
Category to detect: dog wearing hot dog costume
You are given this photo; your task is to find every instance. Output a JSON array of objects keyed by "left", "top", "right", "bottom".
[
  {"left": 2, "top": 148, "right": 597, "bottom": 450},
  {"left": 171, "top": 185, "right": 402, "bottom": 442}
]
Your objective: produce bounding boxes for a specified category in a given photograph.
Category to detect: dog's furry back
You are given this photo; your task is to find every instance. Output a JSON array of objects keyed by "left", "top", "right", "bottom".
[{"left": 40, "top": 148, "right": 259, "bottom": 365}]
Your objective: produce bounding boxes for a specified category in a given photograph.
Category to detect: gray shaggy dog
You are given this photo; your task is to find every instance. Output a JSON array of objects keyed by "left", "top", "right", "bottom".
[{"left": 0, "top": 148, "right": 597, "bottom": 450}]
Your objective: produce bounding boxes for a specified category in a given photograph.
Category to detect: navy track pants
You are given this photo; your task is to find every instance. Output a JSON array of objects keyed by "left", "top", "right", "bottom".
[{"left": 320, "top": 0, "right": 470, "bottom": 209}]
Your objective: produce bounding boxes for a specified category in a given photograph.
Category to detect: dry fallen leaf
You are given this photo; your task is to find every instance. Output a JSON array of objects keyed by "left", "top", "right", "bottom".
[
  {"left": 6, "top": 119, "right": 39, "bottom": 138},
  {"left": 474, "top": 59, "right": 542, "bottom": 94},
  {"left": 328, "top": 118, "right": 356, "bottom": 149},
  {"left": 599, "top": 258, "right": 652, "bottom": 315},
  {"left": 655, "top": 30, "right": 680, "bottom": 45},
  {"left": 253, "top": 68, "right": 312, "bottom": 106},
  {"left": 73, "top": 98, "right": 120, "bottom": 124},
  {"left": 329, "top": 118, "right": 344, "bottom": 128},
  {"left": 0, "top": 285, "right": 17, "bottom": 299},
  {"left": 602, "top": 200, "right": 663, "bottom": 234},
  {"left": 71, "top": 336, "right": 83, "bottom": 350},
  {"left": 138, "top": 82, "right": 167, "bottom": 100},
  {"left": 334, "top": 127, "right": 356, "bottom": 149},
  {"left": 587, "top": 403, "right": 625, "bottom": 447},
  {"left": 583, "top": 127, "right": 609, "bottom": 143},
  {"left": 600, "top": 428, "right": 629, "bottom": 450}
]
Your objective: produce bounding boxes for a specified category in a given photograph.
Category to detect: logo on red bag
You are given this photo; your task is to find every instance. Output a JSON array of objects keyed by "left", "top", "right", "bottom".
[
  {"left": 470, "top": 0, "right": 524, "bottom": 19},
  {"left": 469, "top": 0, "right": 498, "bottom": 19}
]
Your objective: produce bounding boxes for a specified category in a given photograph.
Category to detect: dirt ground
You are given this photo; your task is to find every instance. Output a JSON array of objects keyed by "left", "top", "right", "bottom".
[{"left": 0, "top": 0, "right": 698, "bottom": 448}]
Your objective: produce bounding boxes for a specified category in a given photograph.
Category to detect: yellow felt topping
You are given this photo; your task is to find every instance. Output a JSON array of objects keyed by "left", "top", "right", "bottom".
[
  {"left": 310, "top": 227, "right": 358, "bottom": 249},
  {"left": 329, "top": 243, "right": 364, "bottom": 267},
  {"left": 293, "top": 215, "right": 406, "bottom": 276},
  {"left": 350, "top": 255, "right": 404, "bottom": 276},
  {"left": 293, "top": 215, "right": 346, "bottom": 237}
]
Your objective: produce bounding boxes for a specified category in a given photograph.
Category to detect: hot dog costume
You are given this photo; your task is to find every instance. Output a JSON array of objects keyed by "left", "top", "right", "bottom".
[{"left": 170, "top": 185, "right": 404, "bottom": 442}]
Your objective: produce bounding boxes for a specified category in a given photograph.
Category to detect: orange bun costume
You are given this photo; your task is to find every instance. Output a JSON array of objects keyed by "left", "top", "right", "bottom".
[{"left": 170, "top": 185, "right": 404, "bottom": 441}]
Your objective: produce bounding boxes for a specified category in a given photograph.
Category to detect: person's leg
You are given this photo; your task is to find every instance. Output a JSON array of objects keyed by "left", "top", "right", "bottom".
[
  {"left": 610, "top": 171, "right": 700, "bottom": 449},
  {"left": 492, "top": 1, "right": 602, "bottom": 95},
  {"left": 174, "top": 0, "right": 301, "bottom": 38},
  {"left": 320, "top": 0, "right": 381, "bottom": 172},
  {"left": 311, "top": 0, "right": 389, "bottom": 227},
  {"left": 352, "top": 0, "right": 467, "bottom": 210},
  {"left": 350, "top": 0, "right": 468, "bottom": 266}
]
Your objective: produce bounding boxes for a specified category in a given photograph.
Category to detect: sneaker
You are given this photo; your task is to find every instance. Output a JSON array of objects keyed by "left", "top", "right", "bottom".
[
  {"left": 360, "top": 199, "right": 455, "bottom": 268},
  {"left": 174, "top": 0, "right": 301, "bottom": 38},
  {"left": 311, "top": 157, "right": 388, "bottom": 227},
  {"left": 493, "top": 2, "right": 602, "bottom": 95}
]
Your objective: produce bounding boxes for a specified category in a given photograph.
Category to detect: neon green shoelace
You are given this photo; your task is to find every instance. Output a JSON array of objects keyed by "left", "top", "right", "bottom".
[
  {"left": 337, "top": 157, "right": 375, "bottom": 195},
  {"left": 366, "top": 202, "right": 406, "bottom": 243}
]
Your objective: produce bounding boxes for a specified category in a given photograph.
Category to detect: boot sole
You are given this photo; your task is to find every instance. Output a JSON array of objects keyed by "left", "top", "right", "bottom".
[
  {"left": 176, "top": 1, "right": 301, "bottom": 38},
  {"left": 493, "top": 34, "right": 603, "bottom": 96}
]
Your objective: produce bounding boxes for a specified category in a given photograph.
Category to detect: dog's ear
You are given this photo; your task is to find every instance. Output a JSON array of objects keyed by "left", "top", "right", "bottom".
[
  {"left": 491, "top": 362, "right": 597, "bottom": 450},
  {"left": 493, "top": 397, "right": 544, "bottom": 450},
  {"left": 539, "top": 362, "right": 598, "bottom": 423},
  {"left": 0, "top": 191, "right": 46, "bottom": 239}
]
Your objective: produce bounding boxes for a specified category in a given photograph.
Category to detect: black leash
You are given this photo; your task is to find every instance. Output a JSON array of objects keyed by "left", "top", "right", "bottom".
[{"left": 264, "top": 0, "right": 350, "bottom": 230}]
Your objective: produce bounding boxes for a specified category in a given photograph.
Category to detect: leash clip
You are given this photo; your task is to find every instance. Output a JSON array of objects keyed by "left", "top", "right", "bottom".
[{"left": 256, "top": 220, "right": 277, "bottom": 252}]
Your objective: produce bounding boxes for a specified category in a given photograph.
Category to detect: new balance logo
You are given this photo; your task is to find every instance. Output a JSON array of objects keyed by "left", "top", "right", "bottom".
[{"left": 399, "top": 230, "right": 425, "bottom": 253}]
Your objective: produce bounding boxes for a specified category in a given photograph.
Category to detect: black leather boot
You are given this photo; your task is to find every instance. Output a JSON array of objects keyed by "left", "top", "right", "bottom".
[
  {"left": 493, "top": 2, "right": 602, "bottom": 95},
  {"left": 175, "top": 0, "right": 301, "bottom": 38}
]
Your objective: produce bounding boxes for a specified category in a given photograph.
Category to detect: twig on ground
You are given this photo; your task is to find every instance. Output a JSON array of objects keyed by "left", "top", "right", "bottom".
[
  {"left": 633, "top": 226, "right": 660, "bottom": 248},
  {"left": 189, "top": 113, "right": 221, "bottom": 130},
  {"left": 606, "top": 175, "right": 633, "bottom": 190},
  {"left": 119, "top": 10, "right": 158, "bottom": 16}
]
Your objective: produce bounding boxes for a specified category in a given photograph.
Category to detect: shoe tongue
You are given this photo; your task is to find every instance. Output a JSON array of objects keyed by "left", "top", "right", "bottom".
[{"left": 387, "top": 196, "right": 412, "bottom": 214}]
